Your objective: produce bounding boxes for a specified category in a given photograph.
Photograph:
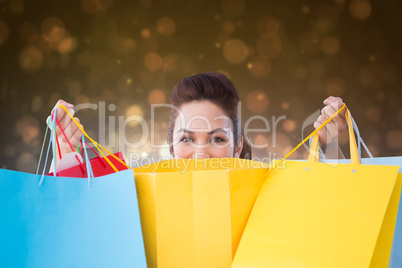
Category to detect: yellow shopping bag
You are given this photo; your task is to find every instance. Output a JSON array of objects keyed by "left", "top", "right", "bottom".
[
  {"left": 309, "top": 129, "right": 402, "bottom": 267},
  {"left": 232, "top": 106, "right": 401, "bottom": 268},
  {"left": 133, "top": 158, "right": 268, "bottom": 268}
]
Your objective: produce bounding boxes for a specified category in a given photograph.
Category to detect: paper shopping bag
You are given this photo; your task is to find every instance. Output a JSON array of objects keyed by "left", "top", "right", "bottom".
[
  {"left": 47, "top": 152, "right": 128, "bottom": 178},
  {"left": 232, "top": 160, "right": 399, "bottom": 268},
  {"left": 133, "top": 158, "right": 268, "bottom": 268},
  {"left": 0, "top": 169, "right": 146, "bottom": 268},
  {"left": 321, "top": 157, "right": 402, "bottom": 268},
  {"left": 232, "top": 108, "right": 401, "bottom": 268}
]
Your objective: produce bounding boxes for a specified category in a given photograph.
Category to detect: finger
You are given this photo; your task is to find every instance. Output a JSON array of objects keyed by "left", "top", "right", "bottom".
[
  {"left": 323, "top": 97, "right": 345, "bottom": 117},
  {"left": 321, "top": 113, "right": 342, "bottom": 141},
  {"left": 70, "top": 118, "right": 79, "bottom": 136},
  {"left": 70, "top": 124, "right": 84, "bottom": 147},
  {"left": 321, "top": 105, "right": 345, "bottom": 126},
  {"left": 57, "top": 107, "right": 75, "bottom": 128},
  {"left": 53, "top": 99, "right": 74, "bottom": 126},
  {"left": 323, "top": 96, "right": 342, "bottom": 106},
  {"left": 61, "top": 113, "right": 77, "bottom": 134},
  {"left": 320, "top": 105, "right": 347, "bottom": 134},
  {"left": 60, "top": 117, "right": 76, "bottom": 143},
  {"left": 59, "top": 117, "right": 81, "bottom": 147},
  {"left": 59, "top": 113, "right": 71, "bottom": 134},
  {"left": 313, "top": 115, "right": 330, "bottom": 145}
]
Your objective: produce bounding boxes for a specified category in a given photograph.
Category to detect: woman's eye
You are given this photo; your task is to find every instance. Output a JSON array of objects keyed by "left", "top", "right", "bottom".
[
  {"left": 211, "top": 137, "right": 225, "bottom": 143},
  {"left": 180, "top": 137, "right": 193, "bottom": 142}
]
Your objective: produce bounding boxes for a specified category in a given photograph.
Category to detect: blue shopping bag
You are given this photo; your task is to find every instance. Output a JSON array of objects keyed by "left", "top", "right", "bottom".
[{"left": 0, "top": 168, "right": 147, "bottom": 268}]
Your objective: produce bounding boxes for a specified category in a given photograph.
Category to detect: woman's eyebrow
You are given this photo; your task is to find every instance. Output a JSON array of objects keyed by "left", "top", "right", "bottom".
[
  {"left": 177, "top": 128, "right": 194, "bottom": 134},
  {"left": 177, "top": 128, "right": 228, "bottom": 135}
]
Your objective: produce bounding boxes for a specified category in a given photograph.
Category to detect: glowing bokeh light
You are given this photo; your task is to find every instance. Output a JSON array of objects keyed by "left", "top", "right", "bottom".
[
  {"left": 74, "top": 94, "right": 90, "bottom": 104},
  {"left": 358, "top": 64, "right": 386, "bottom": 89},
  {"left": 253, "top": 134, "right": 268, "bottom": 147},
  {"left": 16, "top": 152, "right": 37, "bottom": 172},
  {"left": 247, "top": 56, "right": 272, "bottom": 78},
  {"left": 156, "top": 17, "right": 176, "bottom": 37},
  {"left": 8, "top": 0, "right": 24, "bottom": 14},
  {"left": 283, "top": 119, "right": 296, "bottom": 132},
  {"left": 321, "top": 36, "right": 340, "bottom": 55},
  {"left": 222, "top": 0, "right": 245, "bottom": 18},
  {"left": 82, "top": 0, "right": 113, "bottom": 14},
  {"left": 28, "top": 34, "right": 52, "bottom": 55},
  {"left": 385, "top": 130, "right": 402, "bottom": 149},
  {"left": 365, "top": 106, "right": 381, "bottom": 123},
  {"left": 333, "top": 0, "right": 347, "bottom": 4},
  {"left": 141, "top": 28, "right": 151, "bottom": 39},
  {"left": 256, "top": 16, "right": 281, "bottom": 34},
  {"left": 0, "top": 20, "right": 10, "bottom": 46},
  {"left": 267, "top": 132, "right": 291, "bottom": 158},
  {"left": 281, "top": 102, "right": 290, "bottom": 110},
  {"left": 256, "top": 33, "right": 282, "bottom": 59},
  {"left": 301, "top": 31, "right": 321, "bottom": 55},
  {"left": 57, "top": 37, "right": 77, "bottom": 54},
  {"left": 106, "top": 32, "right": 136, "bottom": 54},
  {"left": 19, "top": 46, "right": 44, "bottom": 72},
  {"left": 144, "top": 52, "right": 163, "bottom": 71},
  {"left": 161, "top": 55, "right": 177, "bottom": 72},
  {"left": 102, "top": 89, "right": 117, "bottom": 102},
  {"left": 349, "top": 0, "right": 372, "bottom": 20},
  {"left": 246, "top": 90, "right": 269, "bottom": 114},
  {"left": 4, "top": 145, "right": 16, "bottom": 158},
  {"left": 374, "top": 91, "right": 386, "bottom": 102},
  {"left": 301, "top": 5, "right": 310, "bottom": 14},
  {"left": 223, "top": 39, "right": 248, "bottom": 65},
  {"left": 31, "top": 96, "right": 42, "bottom": 113},
  {"left": 15, "top": 116, "right": 39, "bottom": 145},
  {"left": 148, "top": 89, "right": 166, "bottom": 104},
  {"left": 314, "top": 5, "right": 339, "bottom": 34},
  {"left": 41, "top": 17, "right": 66, "bottom": 46},
  {"left": 126, "top": 105, "right": 144, "bottom": 127},
  {"left": 223, "top": 21, "right": 235, "bottom": 34},
  {"left": 139, "top": 0, "right": 152, "bottom": 8}
]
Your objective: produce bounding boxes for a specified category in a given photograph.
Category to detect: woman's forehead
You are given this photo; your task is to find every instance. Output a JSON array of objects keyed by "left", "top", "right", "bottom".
[{"left": 174, "top": 101, "right": 233, "bottom": 130}]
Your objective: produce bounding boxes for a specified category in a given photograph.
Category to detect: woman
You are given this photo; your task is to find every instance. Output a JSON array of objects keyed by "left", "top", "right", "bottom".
[{"left": 52, "top": 72, "right": 346, "bottom": 162}]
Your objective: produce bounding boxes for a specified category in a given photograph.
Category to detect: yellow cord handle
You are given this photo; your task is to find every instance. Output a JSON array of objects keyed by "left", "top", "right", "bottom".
[
  {"left": 308, "top": 132, "right": 320, "bottom": 163},
  {"left": 269, "top": 103, "right": 347, "bottom": 172},
  {"left": 308, "top": 108, "right": 360, "bottom": 164},
  {"left": 58, "top": 104, "right": 131, "bottom": 171}
]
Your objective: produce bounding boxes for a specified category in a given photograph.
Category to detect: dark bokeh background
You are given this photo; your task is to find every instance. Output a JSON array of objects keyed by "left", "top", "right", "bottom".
[{"left": 1, "top": 0, "right": 401, "bottom": 171}]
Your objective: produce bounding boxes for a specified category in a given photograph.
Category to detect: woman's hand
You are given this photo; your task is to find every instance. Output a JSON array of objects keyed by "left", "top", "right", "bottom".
[
  {"left": 50, "top": 99, "right": 83, "bottom": 157},
  {"left": 313, "top": 96, "right": 346, "bottom": 158}
]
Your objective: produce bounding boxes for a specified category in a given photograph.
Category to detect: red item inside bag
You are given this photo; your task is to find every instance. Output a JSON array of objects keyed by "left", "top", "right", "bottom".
[{"left": 47, "top": 152, "right": 129, "bottom": 178}]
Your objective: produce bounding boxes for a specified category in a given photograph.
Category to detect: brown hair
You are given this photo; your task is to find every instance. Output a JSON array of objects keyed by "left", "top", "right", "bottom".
[{"left": 167, "top": 72, "right": 252, "bottom": 159}]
